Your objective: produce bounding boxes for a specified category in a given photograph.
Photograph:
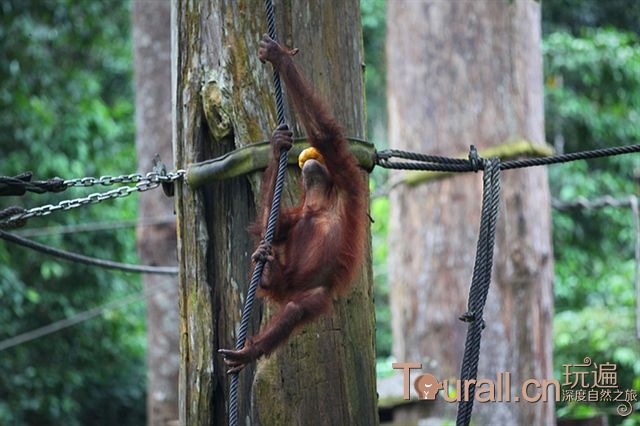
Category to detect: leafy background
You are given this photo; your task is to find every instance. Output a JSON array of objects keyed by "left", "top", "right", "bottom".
[
  {"left": 0, "top": 1, "right": 144, "bottom": 424},
  {"left": 0, "top": 0, "right": 638, "bottom": 424}
]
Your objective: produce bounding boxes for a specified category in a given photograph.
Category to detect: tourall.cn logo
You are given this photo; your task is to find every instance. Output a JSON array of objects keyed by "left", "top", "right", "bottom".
[
  {"left": 392, "top": 359, "right": 637, "bottom": 417},
  {"left": 394, "top": 361, "right": 562, "bottom": 403}
]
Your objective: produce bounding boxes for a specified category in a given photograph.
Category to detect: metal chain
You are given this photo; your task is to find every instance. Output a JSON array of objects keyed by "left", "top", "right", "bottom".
[
  {"left": 2, "top": 170, "right": 185, "bottom": 227},
  {"left": 62, "top": 171, "right": 180, "bottom": 188}
]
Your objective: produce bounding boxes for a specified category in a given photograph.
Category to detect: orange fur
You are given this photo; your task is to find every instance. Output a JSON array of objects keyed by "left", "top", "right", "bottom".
[
  {"left": 251, "top": 41, "right": 367, "bottom": 356},
  {"left": 220, "top": 36, "right": 367, "bottom": 370}
]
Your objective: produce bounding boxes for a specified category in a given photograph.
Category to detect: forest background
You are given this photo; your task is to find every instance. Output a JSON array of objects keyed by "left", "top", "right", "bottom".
[{"left": 0, "top": 0, "right": 638, "bottom": 424}]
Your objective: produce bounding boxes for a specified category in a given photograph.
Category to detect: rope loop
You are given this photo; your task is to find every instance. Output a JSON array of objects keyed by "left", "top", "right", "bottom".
[
  {"left": 468, "top": 145, "right": 483, "bottom": 172},
  {"left": 459, "top": 311, "right": 476, "bottom": 322},
  {"left": 0, "top": 172, "right": 67, "bottom": 196},
  {"left": 0, "top": 206, "right": 27, "bottom": 229},
  {"left": 458, "top": 311, "right": 487, "bottom": 329},
  {"left": 375, "top": 149, "right": 394, "bottom": 161}
]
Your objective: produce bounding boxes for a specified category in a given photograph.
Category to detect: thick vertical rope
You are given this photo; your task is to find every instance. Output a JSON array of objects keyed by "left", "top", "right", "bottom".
[
  {"left": 456, "top": 159, "right": 501, "bottom": 426},
  {"left": 264, "top": 0, "right": 285, "bottom": 127},
  {"left": 228, "top": 1, "right": 289, "bottom": 425}
]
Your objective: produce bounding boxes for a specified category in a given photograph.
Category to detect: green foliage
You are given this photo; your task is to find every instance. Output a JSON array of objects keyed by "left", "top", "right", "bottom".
[
  {"left": 542, "top": 0, "right": 640, "bottom": 35},
  {"left": 544, "top": 29, "right": 639, "bottom": 312},
  {"left": 0, "top": 0, "right": 145, "bottom": 424},
  {"left": 371, "top": 189, "right": 391, "bottom": 357},
  {"left": 554, "top": 308, "right": 639, "bottom": 391},
  {"left": 361, "top": 0, "right": 387, "bottom": 149},
  {"left": 544, "top": 27, "right": 640, "bottom": 423},
  {"left": 544, "top": 29, "right": 640, "bottom": 154},
  {"left": 555, "top": 308, "right": 640, "bottom": 424},
  {"left": 375, "top": 356, "right": 396, "bottom": 379},
  {"left": 362, "top": 0, "right": 392, "bottom": 358}
]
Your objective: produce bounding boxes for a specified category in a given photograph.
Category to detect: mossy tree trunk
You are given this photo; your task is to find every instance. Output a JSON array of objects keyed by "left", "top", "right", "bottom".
[
  {"left": 387, "top": 1, "right": 554, "bottom": 424},
  {"left": 172, "top": 1, "right": 377, "bottom": 424}
]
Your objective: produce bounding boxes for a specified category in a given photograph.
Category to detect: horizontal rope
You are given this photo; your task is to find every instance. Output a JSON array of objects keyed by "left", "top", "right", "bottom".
[
  {"left": 0, "top": 230, "right": 178, "bottom": 275},
  {"left": 501, "top": 143, "right": 640, "bottom": 170},
  {"left": 376, "top": 149, "right": 470, "bottom": 165},
  {"left": 0, "top": 172, "right": 66, "bottom": 196},
  {"left": 376, "top": 143, "right": 640, "bottom": 172}
]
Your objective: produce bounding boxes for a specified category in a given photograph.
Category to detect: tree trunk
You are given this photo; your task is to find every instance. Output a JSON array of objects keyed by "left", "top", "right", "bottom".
[
  {"left": 172, "top": 1, "right": 377, "bottom": 424},
  {"left": 132, "top": 1, "right": 179, "bottom": 425},
  {"left": 387, "top": 1, "right": 554, "bottom": 424}
]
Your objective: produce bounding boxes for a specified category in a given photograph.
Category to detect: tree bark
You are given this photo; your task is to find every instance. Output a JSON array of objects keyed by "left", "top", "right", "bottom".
[
  {"left": 132, "top": 1, "right": 179, "bottom": 425},
  {"left": 172, "top": 1, "right": 377, "bottom": 424},
  {"left": 387, "top": 1, "right": 554, "bottom": 424}
]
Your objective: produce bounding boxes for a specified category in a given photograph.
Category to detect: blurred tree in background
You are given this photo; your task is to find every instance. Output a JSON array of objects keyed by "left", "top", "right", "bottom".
[
  {"left": 0, "top": 0, "right": 145, "bottom": 424},
  {"left": 362, "top": 1, "right": 640, "bottom": 423}
]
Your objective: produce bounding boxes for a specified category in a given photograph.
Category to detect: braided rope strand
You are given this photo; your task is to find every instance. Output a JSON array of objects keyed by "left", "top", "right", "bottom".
[
  {"left": 376, "top": 144, "right": 640, "bottom": 172},
  {"left": 265, "top": 0, "right": 285, "bottom": 126},
  {"left": 456, "top": 160, "right": 501, "bottom": 426},
  {"left": 227, "top": 153, "right": 288, "bottom": 426},
  {"left": 228, "top": 1, "right": 289, "bottom": 425}
]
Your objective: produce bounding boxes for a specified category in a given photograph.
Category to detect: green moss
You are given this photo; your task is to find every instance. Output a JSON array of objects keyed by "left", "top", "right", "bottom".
[
  {"left": 187, "top": 138, "right": 376, "bottom": 188},
  {"left": 253, "top": 358, "right": 290, "bottom": 425}
]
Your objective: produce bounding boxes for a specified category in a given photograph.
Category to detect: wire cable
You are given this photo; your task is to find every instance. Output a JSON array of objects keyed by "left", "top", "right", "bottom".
[
  {"left": 0, "top": 230, "right": 178, "bottom": 275},
  {"left": 0, "top": 282, "right": 175, "bottom": 352}
]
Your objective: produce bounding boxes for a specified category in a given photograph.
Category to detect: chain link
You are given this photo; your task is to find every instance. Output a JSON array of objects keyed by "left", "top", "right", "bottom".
[
  {"left": 2, "top": 170, "right": 185, "bottom": 227},
  {"left": 62, "top": 171, "right": 184, "bottom": 188}
]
